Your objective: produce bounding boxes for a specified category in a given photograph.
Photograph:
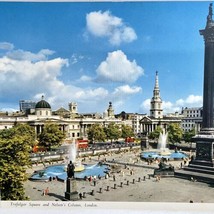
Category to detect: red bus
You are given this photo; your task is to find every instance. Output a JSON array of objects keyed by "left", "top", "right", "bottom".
[
  {"left": 125, "top": 137, "right": 135, "bottom": 143},
  {"left": 76, "top": 139, "right": 88, "bottom": 149}
]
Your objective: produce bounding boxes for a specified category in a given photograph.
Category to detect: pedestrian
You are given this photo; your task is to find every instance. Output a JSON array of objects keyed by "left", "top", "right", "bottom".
[
  {"left": 93, "top": 179, "right": 97, "bottom": 186},
  {"left": 43, "top": 187, "right": 49, "bottom": 195},
  {"left": 79, "top": 193, "right": 83, "bottom": 200},
  {"left": 113, "top": 175, "right": 116, "bottom": 181}
]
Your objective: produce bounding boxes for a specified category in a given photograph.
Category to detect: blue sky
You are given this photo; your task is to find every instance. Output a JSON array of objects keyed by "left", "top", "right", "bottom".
[{"left": 0, "top": 1, "right": 209, "bottom": 114}]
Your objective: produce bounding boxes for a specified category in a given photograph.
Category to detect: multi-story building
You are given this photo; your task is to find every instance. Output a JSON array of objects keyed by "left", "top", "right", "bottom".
[
  {"left": 181, "top": 107, "right": 202, "bottom": 133},
  {"left": 0, "top": 98, "right": 122, "bottom": 141}
]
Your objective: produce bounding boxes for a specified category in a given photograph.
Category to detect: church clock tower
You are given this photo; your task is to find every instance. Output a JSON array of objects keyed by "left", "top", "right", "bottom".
[{"left": 150, "top": 71, "right": 163, "bottom": 118}]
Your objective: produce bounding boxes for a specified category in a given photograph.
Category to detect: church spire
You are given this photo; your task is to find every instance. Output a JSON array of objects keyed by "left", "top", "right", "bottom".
[
  {"left": 155, "top": 71, "right": 159, "bottom": 89},
  {"left": 150, "top": 71, "right": 163, "bottom": 118}
]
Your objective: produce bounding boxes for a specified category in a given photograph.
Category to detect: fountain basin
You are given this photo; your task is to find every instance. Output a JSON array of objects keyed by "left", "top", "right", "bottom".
[
  {"left": 140, "top": 150, "right": 188, "bottom": 160},
  {"left": 29, "top": 163, "right": 110, "bottom": 181}
]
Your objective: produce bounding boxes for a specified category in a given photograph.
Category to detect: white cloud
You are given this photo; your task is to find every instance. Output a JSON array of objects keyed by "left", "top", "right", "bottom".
[
  {"left": 113, "top": 85, "right": 142, "bottom": 95},
  {"left": 0, "top": 42, "right": 14, "bottom": 50},
  {"left": 140, "top": 99, "right": 151, "bottom": 113},
  {"left": 162, "top": 101, "right": 180, "bottom": 113},
  {"left": 79, "top": 75, "right": 93, "bottom": 82},
  {"left": 96, "top": 50, "right": 144, "bottom": 83},
  {"left": 0, "top": 46, "right": 112, "bottom": 111},
  {"left": 176, "top": 95, "right": 203, "bottom": 107},
  {"left": 86, "top": 10, "right": 137, "bottom": 45},
  {"left": 6, "top": 49, "right": 55, "bottom": 62}
]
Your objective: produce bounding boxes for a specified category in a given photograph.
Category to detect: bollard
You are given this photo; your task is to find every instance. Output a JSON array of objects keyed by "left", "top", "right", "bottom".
[
  {"left": 114, "top": 183, "right": 117, "bottom": 189},
  {"left": 107, "top": 186, "right": 110, "bottom": 191},
  {"left": 120, "top": 182, "right": 123, "bottom": 188},
  {"left": 127, "top": 180, "right": 129, "bottom": 186},
  {"left": 83, "top": 192, "right": 86, "bottom": 198},
  {"left": 133, "top": 179, "right": 135, "bottom": 184},
  {"left": 91, "top": 190, "right": 94, "bottom": 196},
  {"left": 143, "top": 176, "right": 146, "bottom": 181},
  {"left": 99, "top": 188, "right": 102, "bottom": 193},
  {"left": 138, "top": 177, "right": 141, "bottom": 182}
]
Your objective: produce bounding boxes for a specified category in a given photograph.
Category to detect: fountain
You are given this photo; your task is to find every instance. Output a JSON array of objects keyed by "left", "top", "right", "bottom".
[
  {"left": 140, "top": 129, "right": 188, "bottom": 160},
  {"left": 157, "top": 129, "right": 171, "bottom": 156},
  {"left": 29, "top": 142, "right": 110, "bottom": 182},
  {"left": 68, "top": 142, "right": 84, "bottom": 172}
]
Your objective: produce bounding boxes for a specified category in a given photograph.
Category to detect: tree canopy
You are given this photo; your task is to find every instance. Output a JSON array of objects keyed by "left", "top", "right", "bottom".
[
  {"left": 183, "top": 128, "right": 196, "bottom": 143},
  {"left": 148, "top": 126, "right": 163, "bottom": 140},
  {"left": 104, "top": 122, "right": 122, "bottom": 142},
  {"left": 167, "top": 123, "right": 183, "bottom": 144},
  {"left": 121, "top": 124, "right": 134, "bottom": 139},
  {"left": 87, "top": 124, "right": 106, "bottom": 143},
  {"left": 0, "top": 124, "right": 36, "bottom": 200},
  {"left": 38, "top": 123, "right": 66, "bottom": 151}
]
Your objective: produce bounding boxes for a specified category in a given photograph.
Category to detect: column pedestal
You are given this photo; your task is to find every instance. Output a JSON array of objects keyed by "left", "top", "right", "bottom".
[{"left": 64, "top": 178, "right": 79, "bottom": 200}]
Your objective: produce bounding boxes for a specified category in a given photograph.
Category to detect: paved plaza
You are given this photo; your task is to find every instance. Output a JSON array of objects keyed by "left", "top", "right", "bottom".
[{"left": 24, "top": 149, "right": 214, "bottom": 203}]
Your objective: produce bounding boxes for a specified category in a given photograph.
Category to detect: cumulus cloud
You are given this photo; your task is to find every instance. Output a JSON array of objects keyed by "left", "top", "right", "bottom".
[
  {"left": 140, "top": 95, "right": 203, "bottom": 114},
  {"left": 140, "top": 99, "right": 151, "bottom": 113},
  {"left": 79, "top": 75, "right": 93, "bottom": 82},
  {"left": 0, "top": 42, "right": 14, "bottom": 50},
  {"left": 86, "top": 10, "right": 137, "bottom": 45},
  {"left": 113, "top": 85, "right": 142, "bottom": 95},
  {"left": 96, "top": 50, "right": 144, "bottom": 83},
  {"left": 6, "top": 49, "right": 55, "bottom": 62},
  {"left": 176, "top": 95, "right": 203, "bottom": 107},
  {"left": 0, "top": 45, "right": 112, "bottom": 111}
]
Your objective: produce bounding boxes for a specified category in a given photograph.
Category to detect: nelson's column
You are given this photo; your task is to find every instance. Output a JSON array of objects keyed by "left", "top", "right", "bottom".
[{"left": 175, "top": 3, "right": 214, "bottom": 183}]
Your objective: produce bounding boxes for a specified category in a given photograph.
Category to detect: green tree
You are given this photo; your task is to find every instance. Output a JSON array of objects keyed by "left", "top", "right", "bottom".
[
  {"left": 87, "top": 124, "right": 106, "bottom": 143},
  {"left": 121, "top": 124, "right": 134, "bottom": 139},
  {"left": 0, "top": 124, "right": 36, "bottom": 200},
  {"left": 105, "top": 122, "right": 121, "bottom": 143},
  {"left": 183, "top": 128, "right": 196, "bottom": 143},
  {"left": 167, "top": 123, "right": 183, "bottom": 144},
  {"left": 148, "top": 126, "right": 163, "bottom": 140},
  {"left": 38, "top": 123, "right": 66, "bottom": 151}
]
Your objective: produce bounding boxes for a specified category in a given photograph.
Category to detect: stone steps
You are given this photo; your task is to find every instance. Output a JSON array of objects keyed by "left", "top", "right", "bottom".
[
  {"left": 174, "top": 169, "right": 214, "bottom": 184},
  {"left": 182, "top": 165, "right": 214, "bottom": 175}
]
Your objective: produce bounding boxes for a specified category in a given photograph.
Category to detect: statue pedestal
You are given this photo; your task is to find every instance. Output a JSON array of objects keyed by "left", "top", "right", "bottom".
[
  {"left": 141, "top": 136, "right": 149, "bottom": 149},
  {"left": 191, "top": 130, "right": 214, "bottom": 167},
  {"left": 175, "top": 128, "right": 214, "bottom": 184},
  {"left": 64, "top": 178, "right": 79, "bottom": 201}
]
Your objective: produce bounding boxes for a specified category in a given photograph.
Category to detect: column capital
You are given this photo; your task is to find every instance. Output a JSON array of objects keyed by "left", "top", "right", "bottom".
[{"left": 200, "top": 27, "right": 214, "bottom": 43}]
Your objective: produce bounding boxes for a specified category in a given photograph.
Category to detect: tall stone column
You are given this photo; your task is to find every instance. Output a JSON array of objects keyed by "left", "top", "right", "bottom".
[
  {"left": 175, "top": 4, "right": 214, "bottom": 183},
  {"left": 193, "top": 3, "right": 214, "bottom": 166},
  {"left": 200, "top": 4, "right": 214, "bottom": 129}
]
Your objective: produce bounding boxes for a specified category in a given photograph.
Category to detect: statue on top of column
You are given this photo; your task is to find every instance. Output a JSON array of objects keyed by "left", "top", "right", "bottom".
[
  {"left": 67, "top": 161, "right": 75, "bottom": 178},
  {"left": 207, "top": 3, "right": 213, "bottom": 22}
]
